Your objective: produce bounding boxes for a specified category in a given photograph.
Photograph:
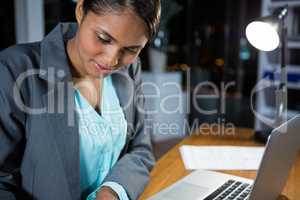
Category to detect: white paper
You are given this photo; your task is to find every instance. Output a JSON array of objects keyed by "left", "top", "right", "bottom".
[{"left": 179, "top": 145, "right": 265, "bottom": 170}]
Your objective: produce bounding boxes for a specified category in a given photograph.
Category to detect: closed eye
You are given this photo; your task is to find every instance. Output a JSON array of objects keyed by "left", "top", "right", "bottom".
[
  {"left": 124, "top": 47, "right": 138, "bottom": 54},
  {"left": 96, "top": 34, "right": 112, "bottom": 44}
]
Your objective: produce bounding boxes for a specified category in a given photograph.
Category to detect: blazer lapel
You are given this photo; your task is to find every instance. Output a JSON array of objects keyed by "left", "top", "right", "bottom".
[
  {"left": 111, "top": 69, "right": 135, "bottom": 142},
  {"left": 42, "top": 80, "right": 80, "bottom": 200}
]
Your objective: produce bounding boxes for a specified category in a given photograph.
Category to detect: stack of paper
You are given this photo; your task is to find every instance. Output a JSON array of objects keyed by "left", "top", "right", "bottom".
[{"left": 179, "top": 145, "right": 265, "bottom": 170}]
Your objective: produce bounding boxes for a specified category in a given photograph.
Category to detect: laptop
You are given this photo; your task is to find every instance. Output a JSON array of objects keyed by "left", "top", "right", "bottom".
[{"left": 148, "top": 115, "right": 300, "bottom": 200}]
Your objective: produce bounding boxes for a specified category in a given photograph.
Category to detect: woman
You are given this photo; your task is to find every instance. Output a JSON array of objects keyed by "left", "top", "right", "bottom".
[{"left": 0, "top": 0, "right": 161, "bottom": 200}]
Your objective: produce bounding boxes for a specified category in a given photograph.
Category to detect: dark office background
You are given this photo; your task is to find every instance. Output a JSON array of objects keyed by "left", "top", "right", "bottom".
[
  {"left": 0, "top": 1, "right": 15, "bottom": 50},
  {"left": 0, "top": 0, "right": 262, "bottom": 128}
]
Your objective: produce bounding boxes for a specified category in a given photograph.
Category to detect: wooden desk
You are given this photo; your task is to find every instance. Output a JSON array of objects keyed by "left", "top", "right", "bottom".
[{"left": 139, "top": 128, "right": 300, "bottom": 200}]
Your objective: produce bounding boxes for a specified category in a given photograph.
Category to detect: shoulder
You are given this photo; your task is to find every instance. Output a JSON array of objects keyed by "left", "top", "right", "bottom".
[
  {"left": 0, "top": 42, "right": 41, "bottom": 78},
  {"left": 0, "top": 43, "right": 41, "bottom": 101}
]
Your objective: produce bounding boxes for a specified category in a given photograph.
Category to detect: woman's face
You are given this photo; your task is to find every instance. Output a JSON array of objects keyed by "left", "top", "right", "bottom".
[{"left": 71, "top": 6, "right": 149, "bottom": 78}]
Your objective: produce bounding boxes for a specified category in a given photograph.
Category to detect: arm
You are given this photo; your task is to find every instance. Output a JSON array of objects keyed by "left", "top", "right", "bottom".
[
  {"left": 0, "top": 61, "right": 26, "bottom": 200},
  {"left": 100, "top": 182, "right": 127, "bottom": 200},
  {"left": 87, "top": 182, "right": 127, "bottom": 200},
  {"left": 101, "top": 59, "right": 155, "bottom": 200}
]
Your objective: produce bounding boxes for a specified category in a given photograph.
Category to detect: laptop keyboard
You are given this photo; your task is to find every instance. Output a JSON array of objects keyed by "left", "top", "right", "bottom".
[{"left": 203, "top": 180, "right": 252, "bottom": 200}]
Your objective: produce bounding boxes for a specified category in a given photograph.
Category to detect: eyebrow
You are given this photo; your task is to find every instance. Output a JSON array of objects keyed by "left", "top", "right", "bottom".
[{"left": 99, "top": 29, "right": 144, "bottom": 50}]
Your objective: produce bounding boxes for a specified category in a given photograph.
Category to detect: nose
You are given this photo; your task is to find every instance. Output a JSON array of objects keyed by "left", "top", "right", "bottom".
[{"left": 102, "top": 47, "right": 119, "bottom": 67}]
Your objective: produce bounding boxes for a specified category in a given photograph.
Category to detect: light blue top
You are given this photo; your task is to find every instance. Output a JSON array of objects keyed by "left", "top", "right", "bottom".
[{"left": 74, "top": 75, "right": 129, "bottom": 200}]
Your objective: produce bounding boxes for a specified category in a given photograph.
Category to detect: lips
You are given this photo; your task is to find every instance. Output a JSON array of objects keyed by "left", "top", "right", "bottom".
[{"left": 94, "top": 61, "right": 112, "bottom": 72}]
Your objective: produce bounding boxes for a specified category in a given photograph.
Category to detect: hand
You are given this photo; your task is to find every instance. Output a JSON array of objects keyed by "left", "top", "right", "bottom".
[{"left": 95, "top": 186, "right": 120, "bottom": 200}]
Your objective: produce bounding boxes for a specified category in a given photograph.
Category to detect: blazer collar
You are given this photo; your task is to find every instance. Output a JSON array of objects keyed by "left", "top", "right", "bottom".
[
  {"left": 111, "top": 68, "right": 135, "bottom": 138},
  {"left": 39, "top": 23, "right": 77, "bottom": 82}
]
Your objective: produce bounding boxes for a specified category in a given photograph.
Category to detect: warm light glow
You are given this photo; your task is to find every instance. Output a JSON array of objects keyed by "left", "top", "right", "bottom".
[{"left": 246, "top": 21, "right": 280, "bottom": 51}]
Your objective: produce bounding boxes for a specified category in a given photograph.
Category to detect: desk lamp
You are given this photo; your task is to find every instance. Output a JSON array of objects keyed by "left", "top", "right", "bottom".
[{"left": 245, "top": 6, "right": 288, "bottom": 142}]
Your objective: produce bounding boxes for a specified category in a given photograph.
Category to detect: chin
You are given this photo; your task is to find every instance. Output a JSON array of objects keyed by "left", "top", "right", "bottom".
[{"left": 92, "top": 70, "right": 111, "bottom": 78}]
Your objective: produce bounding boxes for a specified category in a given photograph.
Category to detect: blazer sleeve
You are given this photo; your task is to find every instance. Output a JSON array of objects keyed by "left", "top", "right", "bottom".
[
  {"left": 103, "top": 59, "right": 156, "bottom": 200},
  {"left": 0, "top": 61, "right": 26, "bottom": 200}
]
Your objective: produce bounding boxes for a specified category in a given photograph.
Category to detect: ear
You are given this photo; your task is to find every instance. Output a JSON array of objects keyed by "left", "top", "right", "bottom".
[{"left": 75, "top": 0, "right": 85, "bottom": 25}]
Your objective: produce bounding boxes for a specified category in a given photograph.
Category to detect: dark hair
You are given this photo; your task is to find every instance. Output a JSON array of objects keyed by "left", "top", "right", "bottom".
[{"left": 82, "top": 0, "right": 161, "bottom": 39}]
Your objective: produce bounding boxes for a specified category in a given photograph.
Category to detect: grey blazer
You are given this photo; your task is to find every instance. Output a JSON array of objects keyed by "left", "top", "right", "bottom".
[{"left": 0, "top": 23, "right": 155, "bottom": 200}]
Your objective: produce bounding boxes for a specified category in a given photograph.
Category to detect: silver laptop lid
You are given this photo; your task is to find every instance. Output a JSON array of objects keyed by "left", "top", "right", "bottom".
[{"left": 250, "top": 114, "right": 300, "bottom": 200}]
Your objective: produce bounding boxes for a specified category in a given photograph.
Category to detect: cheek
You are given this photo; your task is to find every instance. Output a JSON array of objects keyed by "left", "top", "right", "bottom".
[
  {"left": 78, "top": 30, "right": 102, "bottom": 60},
  {"left": 121, "top": 54, "right": 139, "bottom": 66}
]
